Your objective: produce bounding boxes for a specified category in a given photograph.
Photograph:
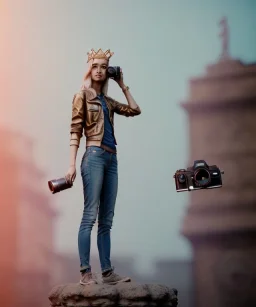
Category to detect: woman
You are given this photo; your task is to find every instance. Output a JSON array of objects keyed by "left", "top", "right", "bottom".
[{"left": 65, "top": 48, "right": 141, "bottom": 285}]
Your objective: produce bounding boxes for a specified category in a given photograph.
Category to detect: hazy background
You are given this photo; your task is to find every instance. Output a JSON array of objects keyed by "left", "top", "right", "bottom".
[{"left": 1, "top": 0, "right": 255, "bottom": 275}]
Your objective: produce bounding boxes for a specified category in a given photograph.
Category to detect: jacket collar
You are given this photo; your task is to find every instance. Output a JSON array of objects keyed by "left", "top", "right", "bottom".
[{"left": 83, "top": 87, "right": 111, "bottom": 102}]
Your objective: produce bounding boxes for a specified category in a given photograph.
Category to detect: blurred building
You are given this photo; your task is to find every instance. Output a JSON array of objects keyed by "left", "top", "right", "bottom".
[
  {"left": 0, "top": 127, "right": 57, "bottom": 307},
  {"left": 152, "top": 259, "right": 194, "bottom": 307},
  {"left": 180, "top": 18, "right": 256, "bottom": 307}
]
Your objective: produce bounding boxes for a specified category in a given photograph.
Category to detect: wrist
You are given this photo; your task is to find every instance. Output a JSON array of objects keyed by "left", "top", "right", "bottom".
[{"left": 121, "top": 85, "right": 129, "bottom": 92}]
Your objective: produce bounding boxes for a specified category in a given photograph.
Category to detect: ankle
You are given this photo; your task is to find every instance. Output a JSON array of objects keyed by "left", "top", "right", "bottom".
[
  {"left": 102, "top": 269, "right": 113, "bottom": 277},
  {"left": 81, "top": 268, "right": 91, "bottom": 275}
]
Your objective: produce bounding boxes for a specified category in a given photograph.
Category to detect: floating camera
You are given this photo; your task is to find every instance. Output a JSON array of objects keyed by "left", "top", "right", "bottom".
[{"left": 173, "top": 160, "right": 224, "bottom": 192}]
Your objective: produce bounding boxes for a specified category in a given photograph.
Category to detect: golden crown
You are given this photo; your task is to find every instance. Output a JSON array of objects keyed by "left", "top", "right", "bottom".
[{"left": 87, "top": 48, "right": 114, "bottom": 63}]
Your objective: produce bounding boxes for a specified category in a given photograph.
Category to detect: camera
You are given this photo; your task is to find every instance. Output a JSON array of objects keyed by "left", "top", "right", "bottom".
[
  {"left": 48, "top": 177, "right": 73, "bottom": 194},
  {"left": 107, "top": 66, "right": 121, "bottom": 80},
  {"left": 173, "top": 160, "right": 224, "bottom": 192}
]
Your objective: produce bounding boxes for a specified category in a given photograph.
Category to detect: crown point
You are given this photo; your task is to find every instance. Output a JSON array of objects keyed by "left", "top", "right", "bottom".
[{"left": 86, "top": 48, "right": 114, "bottom": 63}]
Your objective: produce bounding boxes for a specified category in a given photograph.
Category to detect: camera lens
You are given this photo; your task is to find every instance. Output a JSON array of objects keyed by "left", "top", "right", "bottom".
[
  {"left": 194, "top": 169, "right": 211, "bottom": 186},
  {"left": 107, "top": 67, "right": 115, "bottom": 75},
  {"left": 48, "top": 181, "right": 54, "bottom": 192},
  {"left": 178, "top": 174, "right": 186, "bottom": 184},
  {"left": 107, "top": 66, "right": 121, "bottom": 80}
]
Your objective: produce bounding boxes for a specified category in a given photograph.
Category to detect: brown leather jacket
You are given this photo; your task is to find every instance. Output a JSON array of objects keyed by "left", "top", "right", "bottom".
[{"left": 70, "top": 87, "right": 141, "bottom": 147}]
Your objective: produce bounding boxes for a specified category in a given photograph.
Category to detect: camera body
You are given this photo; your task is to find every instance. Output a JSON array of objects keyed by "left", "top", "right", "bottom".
[
  {"left": 107, "top": 66, "right": 121, "bottom": 80},
  {"left": 173, "top": 160, "right": 224, "bottom": 192}
]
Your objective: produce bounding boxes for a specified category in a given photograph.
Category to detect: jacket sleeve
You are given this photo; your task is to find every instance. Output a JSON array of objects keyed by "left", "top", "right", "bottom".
[
  {"left": 70, "top": 93, "right": 85, "bottom": 147},
  {"left": 112, "top": 99, "right": 141, "bottom": 117}
]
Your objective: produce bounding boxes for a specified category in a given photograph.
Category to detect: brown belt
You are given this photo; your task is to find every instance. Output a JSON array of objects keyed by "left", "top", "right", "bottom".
[{"left": 100, "top": 144, "right": 117, "bottom": 154}]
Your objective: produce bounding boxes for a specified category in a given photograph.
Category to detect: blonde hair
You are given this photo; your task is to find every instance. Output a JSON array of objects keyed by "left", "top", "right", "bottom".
[{"left": 81, "top": 59, "right": 109, "bottom": 95}]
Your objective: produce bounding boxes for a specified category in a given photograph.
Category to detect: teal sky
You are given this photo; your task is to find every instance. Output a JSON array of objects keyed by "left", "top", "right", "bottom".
[{"left": 1, "top": 0, "right": 255, "bottom": 273}]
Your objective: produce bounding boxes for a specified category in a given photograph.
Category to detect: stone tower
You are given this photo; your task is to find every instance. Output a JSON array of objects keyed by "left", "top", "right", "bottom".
[{"left": 180, "top": 17, "right": 256, "bottom": 307}]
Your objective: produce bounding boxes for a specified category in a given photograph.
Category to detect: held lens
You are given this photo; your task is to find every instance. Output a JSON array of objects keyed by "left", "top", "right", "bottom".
[{"left": 48, "top": 177, "right": 73, "bottom": 194}]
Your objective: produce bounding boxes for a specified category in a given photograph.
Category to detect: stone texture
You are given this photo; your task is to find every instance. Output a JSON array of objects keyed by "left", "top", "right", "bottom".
[{"left": 48, "top": 282, "right": 178, "bottom": 307}]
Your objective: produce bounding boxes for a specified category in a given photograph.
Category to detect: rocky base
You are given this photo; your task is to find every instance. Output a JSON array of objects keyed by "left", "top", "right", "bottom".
[{"left": 49, "top": 282, "right": 178, "bottom": 307}]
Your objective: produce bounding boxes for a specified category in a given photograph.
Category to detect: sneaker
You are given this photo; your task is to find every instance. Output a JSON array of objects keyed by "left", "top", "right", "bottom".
[
  {"left": 79, "top": 271, "right": 97, "bottom": 285},
  {"left": 102, "top": 270, "right": 131, "bottom": 285}
]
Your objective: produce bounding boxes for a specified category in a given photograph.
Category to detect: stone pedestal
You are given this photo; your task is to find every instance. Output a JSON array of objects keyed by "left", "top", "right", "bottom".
[
  {"left": 48, "top": 282, "right": 178, "bottom": 307},
  {"left": 180, "top": 58, "right": 256, "bottom": 307}
]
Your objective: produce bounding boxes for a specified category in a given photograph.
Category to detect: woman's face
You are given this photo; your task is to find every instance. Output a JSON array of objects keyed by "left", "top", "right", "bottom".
[{"left": 91, "top": 58, "right": 108, "bottom": 82}]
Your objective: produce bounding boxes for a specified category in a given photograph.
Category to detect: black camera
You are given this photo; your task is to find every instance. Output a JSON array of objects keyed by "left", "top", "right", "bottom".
[
  {"left": 173, "top": 160, "right": 224, "bottom": 192},
  {"left": 107, "top": 66, "right": 121, "bottom": 80}
]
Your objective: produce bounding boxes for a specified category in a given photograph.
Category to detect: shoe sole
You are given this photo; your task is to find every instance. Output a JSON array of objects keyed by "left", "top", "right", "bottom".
[
  {"left": 103, "top": 277, "right": 131, "bottom": 285},
  {"left": 79, "top": 280, "right": 97, "bottom": 286}
]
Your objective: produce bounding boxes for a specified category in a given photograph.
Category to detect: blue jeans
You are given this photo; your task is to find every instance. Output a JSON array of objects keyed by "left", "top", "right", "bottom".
[{"left": 78, "top": 146, "right": 118, "bottom": 273}]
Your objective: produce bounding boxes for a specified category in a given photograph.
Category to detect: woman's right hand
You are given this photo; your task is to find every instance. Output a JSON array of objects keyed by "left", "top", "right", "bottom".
[{"left": 65, "top": 165, "right": 76, "bottom": 184}]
